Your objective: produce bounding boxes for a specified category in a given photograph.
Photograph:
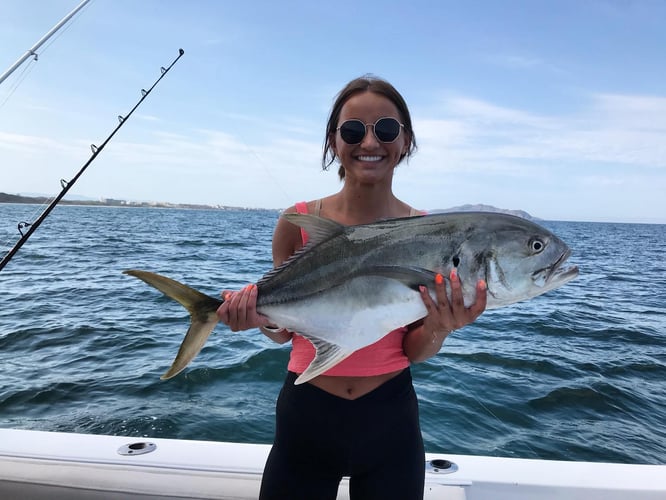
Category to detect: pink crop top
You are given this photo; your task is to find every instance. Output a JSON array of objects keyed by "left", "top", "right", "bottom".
[{"left": 286, "top": 201, "right": 422, "bottom": 377}]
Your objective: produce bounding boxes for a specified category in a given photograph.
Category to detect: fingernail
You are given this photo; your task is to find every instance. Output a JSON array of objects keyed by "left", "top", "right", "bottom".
[
  {"left": 450, "top": 268, "right": 458, "bottom": 281},
  {"left": 435, "top": 273, "right": 444, "bottom": 285},
  {"left": 419, "top": 285, "right": 427, "bottom": 293},
  {"left": 223, "top": 292, "right": 232, "bottom": 300},
  {"left": 479, "top": 279, "right": 487, "bottom": 290}
]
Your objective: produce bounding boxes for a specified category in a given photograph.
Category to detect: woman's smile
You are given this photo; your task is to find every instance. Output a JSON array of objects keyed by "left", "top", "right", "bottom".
[{"left": 356, "top": 155, "right": 384, "bottom": 162}]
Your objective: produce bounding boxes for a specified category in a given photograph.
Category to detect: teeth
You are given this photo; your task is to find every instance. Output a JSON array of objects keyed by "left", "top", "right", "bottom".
[{"left": 357, "top": 156, "right": 382, "bottom": 162}]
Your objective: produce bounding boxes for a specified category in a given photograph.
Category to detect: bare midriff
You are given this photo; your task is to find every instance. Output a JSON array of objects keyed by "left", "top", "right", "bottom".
[{"left": 307, "top": 369, "right": 404, "bottom": 400}]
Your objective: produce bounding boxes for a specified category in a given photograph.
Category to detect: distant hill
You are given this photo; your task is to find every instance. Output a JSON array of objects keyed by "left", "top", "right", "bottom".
[
  {"left": 0, "top": 193, "right": 55, "bottom": 204},
  {"left": 431, "top": 204, "right": 538, "bottom": 220}
]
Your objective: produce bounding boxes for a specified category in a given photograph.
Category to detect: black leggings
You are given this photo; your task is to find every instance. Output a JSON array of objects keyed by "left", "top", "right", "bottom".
[{"left": 259, "top": 369, "right": 425, "bottom": 500}]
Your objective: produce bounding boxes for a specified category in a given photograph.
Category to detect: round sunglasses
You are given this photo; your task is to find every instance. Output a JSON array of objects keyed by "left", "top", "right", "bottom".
[{"left": 336, "top": 117, "right": 404, "bottom": 145}]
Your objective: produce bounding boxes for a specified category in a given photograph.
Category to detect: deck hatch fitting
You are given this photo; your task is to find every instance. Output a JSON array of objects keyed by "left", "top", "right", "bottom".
[{"left": 117, "top": 441, "right": 157, "bottom": 456}]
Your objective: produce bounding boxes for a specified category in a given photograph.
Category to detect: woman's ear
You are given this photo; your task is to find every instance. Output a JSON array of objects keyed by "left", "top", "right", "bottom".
[
  {"left": 402, "top": 132, "right": 412, "bottom": 157},
  {"left": 329, "top": 133, "right": 338, "bottom": 158}
]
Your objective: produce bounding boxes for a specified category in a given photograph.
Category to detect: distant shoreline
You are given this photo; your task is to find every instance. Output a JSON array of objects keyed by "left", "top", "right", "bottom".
[
  {"left": 0, "top": 192, "right": 273, "bottom": 212},
  {"left": 1, "top": 193, "right": 538, "bottom": 219},
  {"left": 2, "top": 192, "right": 663, "bottom": 225}
]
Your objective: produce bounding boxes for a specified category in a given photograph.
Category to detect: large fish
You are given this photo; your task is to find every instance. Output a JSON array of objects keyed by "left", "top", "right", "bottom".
[{"left": 125, "top": 212, "right": 578, "bottom": 384}]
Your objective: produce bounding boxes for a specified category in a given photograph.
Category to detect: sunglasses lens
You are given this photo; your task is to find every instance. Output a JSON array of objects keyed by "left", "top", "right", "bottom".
[
  {"left": 338, "top": 118, "right": 403, "bottom": 144},
  {"left": 374, "top": 118, "right": 401, "bottom": 143},
  {"left": 339, "top": 120, "right": 366, "bottom": 144}
]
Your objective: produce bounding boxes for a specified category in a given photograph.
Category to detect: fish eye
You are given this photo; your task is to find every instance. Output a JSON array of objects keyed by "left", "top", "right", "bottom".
[{"left": 529, "top": 238, "right": 546, "bottom": 253}]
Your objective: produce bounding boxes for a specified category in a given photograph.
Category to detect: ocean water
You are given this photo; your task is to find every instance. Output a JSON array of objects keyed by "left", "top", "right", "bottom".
[{"left": 0, "top": 204, "right": 664, "bottom": 465}]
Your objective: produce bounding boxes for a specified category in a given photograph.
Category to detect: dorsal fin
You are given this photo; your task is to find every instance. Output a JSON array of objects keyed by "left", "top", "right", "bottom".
[
  {"left": 281, "top": 213, "right": 346, "bottom": 248},
  {"left": 257, "top": 214, "right": 346, "bottom": 291}
]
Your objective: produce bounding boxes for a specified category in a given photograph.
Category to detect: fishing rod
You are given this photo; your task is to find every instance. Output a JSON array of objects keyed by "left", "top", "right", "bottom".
[
  {"left": 0, "top": 48, "right": 185, "bottom": 273},
  {"left": 0, "top": 0, "right": 93, "bottom": 86}
]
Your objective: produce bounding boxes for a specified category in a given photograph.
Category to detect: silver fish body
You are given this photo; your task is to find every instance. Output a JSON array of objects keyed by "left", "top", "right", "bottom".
[{"left": 125, "top": 212, "right": 578, "bottom": 383}]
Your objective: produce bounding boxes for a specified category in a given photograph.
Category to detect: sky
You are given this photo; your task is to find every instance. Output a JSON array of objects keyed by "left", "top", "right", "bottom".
[{"left": 1, "top": 0, "right": 664, "bottom": 223}]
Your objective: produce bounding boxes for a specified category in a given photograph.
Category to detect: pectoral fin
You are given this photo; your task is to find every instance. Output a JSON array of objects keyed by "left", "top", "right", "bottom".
[{"left": 357, "top": 265, "right": 440, "bottom": 291}]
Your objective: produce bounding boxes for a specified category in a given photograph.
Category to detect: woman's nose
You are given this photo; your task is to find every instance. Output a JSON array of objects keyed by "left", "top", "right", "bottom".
[{"left": 359, "top": 124, "right": 380, "bottom": 148}]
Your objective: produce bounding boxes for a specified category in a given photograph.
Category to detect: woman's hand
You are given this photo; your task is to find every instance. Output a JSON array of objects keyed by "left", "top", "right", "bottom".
[
  {"left": 217, "top": 285, "right": 292, "bottom": 344},
  {"left": 405, "top": 269, "right": 487, "bottom": 362},
  {"left": 420, "top": 268, "right": 487, "bottom": 336},
  {"left": 216, "top": 284, "right": 268, "bottom": 332}
]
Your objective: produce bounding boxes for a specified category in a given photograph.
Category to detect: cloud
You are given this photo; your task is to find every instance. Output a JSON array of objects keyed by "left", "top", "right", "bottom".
[
  {"left": 414, "top": 93, "right": 665, "bottom": 174},
  {"left": 0, "top": 131, "right": 78, "bottom": 155},
  {"left": 136, "top": 114, "right": 160, "bottom": 122},
  {"left": 69, "top": 126, "right": 331, "bottom": 208},
  {"left": 484, "top": 52, "right": 567, "bottom": 76},
  {"left": 3, "top": 89, "right": 663, "bottom": 221}
]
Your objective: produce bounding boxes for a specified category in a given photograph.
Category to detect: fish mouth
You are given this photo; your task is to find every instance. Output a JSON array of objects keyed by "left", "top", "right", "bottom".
[{"left": 533, "top": 249, "right": 579, "bottom": 287}]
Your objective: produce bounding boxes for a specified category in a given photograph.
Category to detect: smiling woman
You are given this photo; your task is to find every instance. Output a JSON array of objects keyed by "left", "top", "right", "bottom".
[{"left": 214, "top": 75, "right": 488, "bottom": 500}]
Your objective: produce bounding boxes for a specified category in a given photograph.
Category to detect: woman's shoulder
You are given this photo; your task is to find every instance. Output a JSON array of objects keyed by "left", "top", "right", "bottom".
[
  {"left": 395, "top": 199, "right": 425, "bottom": 217},
  {"left": 283, "top": 197, "right": 333, "bottom": 217},
  {"left": 281, "top": 199, "right": 320, "bottom": 215},
  {"left": 409, "top": 206, "right": 427, "bottom": 216}
]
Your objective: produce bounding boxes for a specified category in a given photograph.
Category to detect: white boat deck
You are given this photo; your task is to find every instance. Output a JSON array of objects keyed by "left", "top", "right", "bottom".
[{"left": 1, "top": 429, "right": 664, "bottom": 499}]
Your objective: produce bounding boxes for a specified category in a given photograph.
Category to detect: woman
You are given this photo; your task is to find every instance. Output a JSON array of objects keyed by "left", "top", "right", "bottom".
[{"left": 217, "top": 75, "right": 487, "bottom": 500}]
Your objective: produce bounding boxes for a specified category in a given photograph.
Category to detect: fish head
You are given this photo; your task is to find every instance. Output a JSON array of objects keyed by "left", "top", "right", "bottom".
[{"left": 454, "top": 216, "right": 579, "bottom": 308}]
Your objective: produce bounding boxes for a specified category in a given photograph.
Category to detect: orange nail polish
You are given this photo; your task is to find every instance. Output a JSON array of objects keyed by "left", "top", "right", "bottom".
[
  {"left": 450, "top": 268, "right": 458, "bottom": 281},
  {"left": 479, "top": 279, "right": 487, "bottom": 290},
  {"left": 435, "top": 273, "right": 444, "bottom": 285}
]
